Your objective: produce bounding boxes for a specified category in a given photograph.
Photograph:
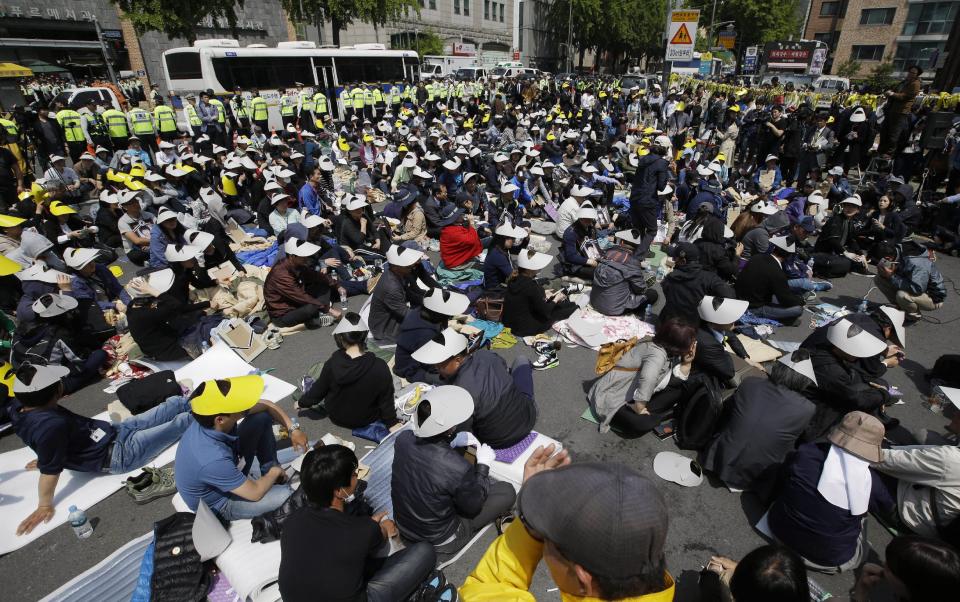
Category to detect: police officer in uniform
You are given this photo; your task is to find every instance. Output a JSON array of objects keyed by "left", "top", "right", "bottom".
[
  {"left": 102, "top": 104, "right": 131, "bottom": 151},
  {"left": 250, "top": 90, "right": 269, "bottom": 135},
  {"left": 80, "top": 98, "right": 112, "bottom": 152},
  {"left": 280, "top": 87, "right": 298, "bottom": 129},
  {"left": 151, "top": 101, "right": 177, "bottom": 145},
  {"left": 339, "top": 84, "right": 353, "bottom": 121},
  {"left": 56, "top": 105, "right": 86, "bottom": 162},
  {"left": 206, "top": 89, "right": 229, "bottom": 146},
  {"left": 150, "top": 83, "right": 163, "bottom": 107},
  {"left": 183, "top": 93, "right": 203, "bottom": 139},
  {"left": 351, "top": 84, "right": 365, "bottom": 122},
  {"left": 298, "top": 84, "right": 315, "bottom": 132},
  {"left": 313, "top": 87, "right": 330, "bottom": 130}
]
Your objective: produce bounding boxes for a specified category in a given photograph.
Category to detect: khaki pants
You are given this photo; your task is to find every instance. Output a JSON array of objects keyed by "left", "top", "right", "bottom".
[{"left": 875, "top": 276, "right": 936, "bottom": 313}]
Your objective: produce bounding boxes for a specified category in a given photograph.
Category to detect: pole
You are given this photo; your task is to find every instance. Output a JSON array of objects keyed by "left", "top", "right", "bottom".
[
  {"left": 567, "top": 0, "right": 573, "bottom": 73},
  {"left": 710, "top": 0, "right": 718, "bottom": 49},
  {"left": 92, "top": 16, "right": 117, "bottom": 85},
  {"left": 661, "top": 0, "right": 674, "bottom": 92}
]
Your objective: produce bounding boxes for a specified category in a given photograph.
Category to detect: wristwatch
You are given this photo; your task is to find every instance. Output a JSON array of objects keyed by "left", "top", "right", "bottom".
[{"left": 289, "top": 421, "right": 302, "bottom": 432}]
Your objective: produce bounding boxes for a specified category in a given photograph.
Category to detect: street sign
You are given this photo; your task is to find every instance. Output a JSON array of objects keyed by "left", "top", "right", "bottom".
[
  {"left": 718, "top": 30, "right": 736, "bottom": 50},
  {"left": 513, "top": 51, "right": 520, "bottom": 61},
  {"left": 742, "top": 55, "right": 757, "bottom": 74},
  {"left": 699, "top": 52, "right": 713, "bottom": 75},
  {"left": 745, "top": 46, "right": 758, "bottom": 57},
  {"left": 808, "top": 47, "right": 828, "bottom": 75},
  {"left": 666, "top": 9, "right": 699, "bottom": 62}
]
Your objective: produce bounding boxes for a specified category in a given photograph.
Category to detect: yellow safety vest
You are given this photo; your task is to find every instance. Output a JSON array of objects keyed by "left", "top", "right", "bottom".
[
  {"left": 280, "top": 95, "right": 296, "bottom": 116},
  {"left": 351, "top": 89, "right": 364, "bottom": 109},
  {"left": 455, "top": 83, "right": 464, "bottom": 98},
  {"left": 363, "top": 89, "right": 375, "bottom": 107},
  {"left": 314, "top": 93, "right": 328, "bottom": 114},
  {"left": 233, "top": 97, "right": 248, "bottom": 119},
  {"left": 184, "top": 104, "right": 202, "bottom": 126},
  {"left": 427, "top": 84, "right": 435, "bottom": 102},
  {"left": 102, "top": 109, "right": 129, "bottom": 138},
  {"left": 152, "top": 106, "right": 176, "bottom": 133},
  {"left": 57, "top": 109, "right": 83, "bottom": 143},
  {"left": 209, "top": 98, "right": 226, "bottom": 124},
  {"left": 300, "top": 92, "right": 314, "bottom": 113},
  {"left": 221, "top": 173, "right": 238, "bottom": 196},
  {"left": 339, "top": 90, "right": 351, "bottom": 108},
  {"left": 0, "top": 118, "right": 18, "bottom": 137},
  {"left": 390, "top": 86, "right": 401, "bottom": 104},
  {"left": 372, "top": 88, "right": 383, "bottom": 104},
  {"left": 251, "top": 97, "right": 268, "bottom": 121}
]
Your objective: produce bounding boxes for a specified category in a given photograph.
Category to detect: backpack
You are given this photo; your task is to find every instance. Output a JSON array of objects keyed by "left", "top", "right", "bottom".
[
  {"left": 594, "top": 337, "right": 645, "bottom": 375},
  {"left": 674, "top": 375, "right": 724, "bottom": 450},
  {"left": 116, "top": 370, "right": 182, "bottom": 415}
]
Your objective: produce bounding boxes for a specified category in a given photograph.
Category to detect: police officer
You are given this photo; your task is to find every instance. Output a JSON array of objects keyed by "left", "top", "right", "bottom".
[
  {"left": 250, "top": 90, "right": 269, "bottom": 135},
  {"left": 80, "top": 98, "right": 112, "bottom": 152},
  {"left": 339, "top": 84, "right": 352, "bottom": 122},
  {"left": 231, "top": 86, "right": 250, "bottom": 132},
  {"left": 351, "top": 84, "right": 365, "bottom": 121},
  {"left": 298, "top": 83, "right": 315, "bottom": 132},
  {"left": 183, "top": 93, "right": 203, "bottom": 139},
  {"left": 206, "top": 89, "right": 229, "bottom": 146},
  {"left": 102, "top": 104, "right": 131, "bottom": 151},
  {"left": 280, "top": 87, "right": 298, "bottom": 129},
  {"left": 312, "top": 87, "right": 329, "bottom": 130},
  {"left": 151, "top": 101, "right": 177, "bottom": 144},
  {"left": 372, "top": 83, "right": 385, "bottom": 117},
  {"left": 55, "top": 104, "right": 85, "bottom": 162},
  {"left": 150, "top": 83, "right": 163, "bottom": 107},
  {"left": 363, "top": 84, "right": 375, "bottom": 120}
]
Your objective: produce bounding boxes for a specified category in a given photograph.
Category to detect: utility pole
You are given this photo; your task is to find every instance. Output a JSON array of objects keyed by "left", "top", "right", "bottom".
[
  {"left": 661, "top": 0, "right": 674, "bottom": 91},
  {"left": 92, "top": 16, "right": 118, "bottom": 85},
  {"left": 710, "top": 0, "right": 718, "bottom": 48},
  {"left": 567, "top": 0, "right": 573, "bottom": 73}
]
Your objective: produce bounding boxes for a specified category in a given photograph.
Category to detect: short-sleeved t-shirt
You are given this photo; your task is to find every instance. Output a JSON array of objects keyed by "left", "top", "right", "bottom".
[
  {"left": 174, "top": 420, "right": 247, "bottom": 512},
  {"left": 117, "top": 210, "right": 155, "bottom": 253},
  {"left": 7, "top": 400, "right": 116, "bottom": 475}
]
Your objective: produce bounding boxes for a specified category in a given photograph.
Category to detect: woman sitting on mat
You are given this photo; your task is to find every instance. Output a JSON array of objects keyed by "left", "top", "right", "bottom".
[{"left": 502, "top": 250, "right": 578, "bottom": 339}]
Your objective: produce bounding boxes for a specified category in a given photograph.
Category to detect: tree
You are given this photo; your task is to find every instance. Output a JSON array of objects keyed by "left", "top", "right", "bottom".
[
  {"left": 834, "top": 58, "right": 862, "bottom": 79},
  {"left": 112, "top": 0, "right": 246, "bottom": 44},
  {"left": 864, "top": 59, "right": 897, "bottom": 92},
  {"left": 687, "top": 0, "right": 801, "bottom": 51},
  {"left": 279, "top": 0, "right": 420, "bottom": 47},
  {"left": 392, "top": 31, "right": 444, "bottom": 58}
]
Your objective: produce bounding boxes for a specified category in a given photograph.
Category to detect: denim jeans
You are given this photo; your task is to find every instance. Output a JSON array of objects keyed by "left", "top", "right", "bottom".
[
  {"left": 217, "top": 411, "right": 294, "bottom": 521},
  {"left": 787, "top": 278, "right": 831, "bottom": 294},
  {"left": 366, "top": 542, "right": 437, "bottom": 602},
  {"left": 110, "top": 395, "right": 192, "bottom": 474},
  {"left": 63, "top": 349, "right": 110, "bottom": 394}
]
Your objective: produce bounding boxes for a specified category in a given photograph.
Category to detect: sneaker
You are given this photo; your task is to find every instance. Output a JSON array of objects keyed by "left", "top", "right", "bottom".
[
  {"left": 436, "top": 584, "right": 459, "bottom": 602},
  {"left": 129, "top": 467, "right": 177, "bottom": 505},
  {"left": 125, "top": 470, "right": 153, "bottom": 491},
  {"left": 532, "top": 350, "right": 559, "bottom": 370},
  {"left": 802, "top": 291, "right": 818, "bottom": 303},
  {"left": 813, "top": 281, "right": 833, "bottom": 292},
  {"left": 533, "top": 339, "right": 555, "bottom": 354},
  {"left": 495, "top": 513, "right": 515, "bottom": 535},
  {"left": 905, "top": 312, "right": 922, "bottom": 323}
]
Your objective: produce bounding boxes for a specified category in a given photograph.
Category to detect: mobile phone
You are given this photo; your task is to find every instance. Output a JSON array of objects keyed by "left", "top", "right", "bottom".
[{"left": 653, "top": 419, "right": 676, "bottom": 440}]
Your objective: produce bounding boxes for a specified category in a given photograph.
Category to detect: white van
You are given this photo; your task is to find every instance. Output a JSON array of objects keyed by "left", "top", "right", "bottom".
[
  {"left": 813, "top": 75, "right": 850, "bottom": 95},
  {"left": 490, "top": 66, "right": 539, "bottom": 80},
  {"left": 50, "top": 87, "right": 124, "bottom": 111}
]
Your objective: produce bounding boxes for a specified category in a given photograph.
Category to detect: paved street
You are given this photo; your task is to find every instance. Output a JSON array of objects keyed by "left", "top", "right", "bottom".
[{"left": 2, "top": 236, "right": 959, "bottom": 602}]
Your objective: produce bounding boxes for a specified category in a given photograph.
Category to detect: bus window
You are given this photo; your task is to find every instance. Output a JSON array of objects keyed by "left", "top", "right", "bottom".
[
  {"left": 334, "top": 57, "right": 405, "bottom": 84},
  {"left": 165, "top": 52, "right": 202, "bottom": 80},
  {"left": 211, "top": 56, "right": 313, "bottom": 90}
]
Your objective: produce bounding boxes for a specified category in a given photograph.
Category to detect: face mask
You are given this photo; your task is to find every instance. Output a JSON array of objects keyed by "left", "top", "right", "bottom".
[{"left": 342, "top": 491, "right": 355, "bottom": 503}]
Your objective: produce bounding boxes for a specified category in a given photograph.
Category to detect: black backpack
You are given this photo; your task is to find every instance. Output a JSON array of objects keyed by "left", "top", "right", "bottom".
[
  {"left": 116, "top": 370, "right": 182, "bottom": 415},
  {"left": 674, "top": 374, "right": 724, "bottom": 450}
]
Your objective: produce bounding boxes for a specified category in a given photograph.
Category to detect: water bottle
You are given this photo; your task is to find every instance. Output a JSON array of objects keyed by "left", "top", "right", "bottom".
[
  {"left": 806, "top": 258, "right": 815, "bottom": 278},
  {"left": 68, "top": 505, "right": 93, "bottom": 539},
  {"left": 644, "top": 304, "right": 654, "bottom": 323},
  {"left": 807, "top": 576, "right": 833, "bottom": 601},
  {"left": 656, "top": 265, "right": 667, "bottom": 282},
  {"left": 857, "top": 298, "right": 869, "bottom": 314}
]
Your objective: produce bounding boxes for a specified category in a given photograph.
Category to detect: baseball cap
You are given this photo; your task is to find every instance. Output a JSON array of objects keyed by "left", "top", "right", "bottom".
[
  {"left": 518, "top": 462, "right": 669, "bottom": 579},
  {"left": 13, "top": 363, "right": 70, "bottom": 394},
  {"left": 797, "top": 215, "right": 817, "bottom": 233},
  {"left": 827, "top": 411, "right": 884, "bottom": 463},
  {"left": 654, "top": 451, "right": 704, "bottom": 487},
  {"left": 190, "top": 376, "right": 265, "bottom": 416}
]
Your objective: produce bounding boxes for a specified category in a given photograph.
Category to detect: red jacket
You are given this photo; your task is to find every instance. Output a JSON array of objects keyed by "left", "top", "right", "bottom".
[{"left": 440, "top": 224, "right": 482, "bottom": 269}]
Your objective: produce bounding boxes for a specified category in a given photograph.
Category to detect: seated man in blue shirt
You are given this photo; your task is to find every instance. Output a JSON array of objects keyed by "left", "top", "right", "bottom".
[
  {"left": 175, "top": 375, "right": 309, "bottom": 521},
  {"left": 9, "top": 363, "right": 193, "bottom": 536}
]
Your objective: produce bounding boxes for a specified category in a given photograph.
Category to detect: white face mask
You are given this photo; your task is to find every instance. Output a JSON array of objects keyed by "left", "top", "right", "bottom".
[{"left": 342, "top": 492, "right": 355, "bottom": 503}]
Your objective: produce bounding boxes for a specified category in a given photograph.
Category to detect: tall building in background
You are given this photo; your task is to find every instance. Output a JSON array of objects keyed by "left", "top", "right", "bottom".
[{"left": 514, "top": 0, "right": 561, "bottom": 71}]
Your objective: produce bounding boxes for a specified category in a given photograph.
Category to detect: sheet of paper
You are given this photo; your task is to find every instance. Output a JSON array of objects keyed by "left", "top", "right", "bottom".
[{"left": 173, "top": 342, "right": 295, "bottom": 402}]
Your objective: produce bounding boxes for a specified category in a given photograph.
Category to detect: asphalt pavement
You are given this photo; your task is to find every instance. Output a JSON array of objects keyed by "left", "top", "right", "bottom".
[{"left": 2, "top": 234, "right": 959, "bottom": 602}]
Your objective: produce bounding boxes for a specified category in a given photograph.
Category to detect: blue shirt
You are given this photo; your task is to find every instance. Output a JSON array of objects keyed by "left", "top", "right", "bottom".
[
  {"left": 483, "top": 246, "right": 513, "bottom": 289},
  {"left": 7, "top": 400, "right": 116, "bottom": 475},
  {"left": 174, "top": 420, "right": 247, "bottom": 512},
  {"left": 298, "top": 182, "right": 321, "bottom": 216}
]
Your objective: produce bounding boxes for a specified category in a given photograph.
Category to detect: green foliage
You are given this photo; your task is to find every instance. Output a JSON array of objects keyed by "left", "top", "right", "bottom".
[
  {"left": 833, "top": 58, "right": 862, "bottom": 79},
  {"left": 686, "top": 0, "right": 801, "bottom": 50},
  {"left": 547, "top": 0, "right": 666, "bottom": 70},
  {"left": 392, "top": 31, "right": 444, "bottom": 58},
  {"left": 112, "top": 0, "right": 245, "bottom": 43},
  {"left": 864, "top": 60, "right": 897, "bottom": 92},
  {"left": 279, "top": 0, "right": 420, "bottom": 46}
]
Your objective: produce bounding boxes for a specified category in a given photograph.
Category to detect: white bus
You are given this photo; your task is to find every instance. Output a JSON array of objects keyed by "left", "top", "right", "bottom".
[{"left": 161, "top": 40, "right": 421, "bottom": 125}]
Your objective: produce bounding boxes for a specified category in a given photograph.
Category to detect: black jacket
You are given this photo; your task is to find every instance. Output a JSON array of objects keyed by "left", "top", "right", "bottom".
[
  {"left": 300, "top": 349, "right": 397, "bottom": 428},
  {"left": 804, "top": 348, "right": 890, "bottom": 440},
  {"left": 127, "top": 295, "right": 209, "bottom": 361},
  {"left": 735, "top": 254, "right": 803, "bottom": 309},
  {"left": 693, "top": 327, "right": 748, "bottom": 385},
  {"left": 394, "top": 310, "right": 444, "bottom": 385},
  {"left": 660, "top": 262, "right": 736, "bottom": 324},
  {"left": 391, "top": 430, "right": 493, "bottom": 544},
  {"left": 502, "top": 275, "right": 577, "bottom": 337},
  {"left": 629, "top": 153, "right": 669, "bottom": 206}
]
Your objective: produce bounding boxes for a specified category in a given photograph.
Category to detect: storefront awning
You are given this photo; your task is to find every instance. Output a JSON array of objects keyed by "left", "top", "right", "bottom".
[
  {"left": 20, "top": 60, "right": 69, "bottom": 74},
  {"left": 0, "top": 62, "right": 32, "bottom": 78}
]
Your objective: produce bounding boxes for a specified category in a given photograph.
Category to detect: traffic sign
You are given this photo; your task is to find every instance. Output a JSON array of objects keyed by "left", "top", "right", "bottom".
[
  {"left": 699, "top": 52, "right": 713, "bottom": 75},
  {"left": 666, "top": 9, "right": 699, "bottom": 62}
]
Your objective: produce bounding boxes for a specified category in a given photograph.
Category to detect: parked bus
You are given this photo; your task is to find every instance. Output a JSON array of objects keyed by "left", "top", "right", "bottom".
[{"left": 161, "top": 39, "right": 420, "bottom": 125}]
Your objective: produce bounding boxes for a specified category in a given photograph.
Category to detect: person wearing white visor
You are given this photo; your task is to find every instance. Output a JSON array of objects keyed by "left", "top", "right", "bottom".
[
  {"left": 873, "top": 239, "right": 947, "bottom": 322},
  {"left": 390, "top": 383, "right": 517, "bottom": 562},
  {"left": 268, "top": 193, "right": 301, "bottom": 235},
  {"left": 693, "top": 296, "right": 760, "bottom": 385},
  {"left": 553, "top": 183, "right": 596, "bottom": 240},
  {"left": 627, "top": 134, "right": 671, "bottom": 258},
  {"left": 295, "top": 311, "right": 400, "bottom": 432},
  {"left": 502, "top": 250, "right": 578, "bottom": 367},
  {"left": 483, "top": 218, "right": 527, "bottom": 290},
  {"left": 368, "top": 245, "right": 425, "bottom": 344},
  {"left": 755, "top": 154, "right": 782, "bottom": 193},
  {"left": 410, "top": 326, "right": 537, "bottom": 447},
  {"left": 735, "top": 235, "right": 805, "bottom": 325},
  {"left": 63, "top": 247, "right": 132, "bottom": 338},
  {"left": 813, "top": 195, "right": 871, "bottom": 275},
  {"left": 264, "top": 238, "right": 341, "bottom": 329},
  {"left": 701, "top": 348, "right": 819, "bottom": 493},
  {"left": 560, "top": 204, "right": 601, "bottom": 279},
  {"left": 800, "top": 305, "right": 906, "bottom": 377},
  {"left": 589, "top": 228, "right": 660, "bottom": 317},
  {"left": 394, "top": 287, "right": 470, "bottom": 385}
]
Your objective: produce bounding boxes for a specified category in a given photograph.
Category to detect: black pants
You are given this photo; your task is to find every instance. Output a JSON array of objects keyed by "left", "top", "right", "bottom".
[
  {"left": 878, "top": 114, "right": 907, "bottom": 156},
  {"left": 253, "top": 119, "right": 268, "bottom": 135},
  {"left": 126, "top": 246, "right": 149, "bottom": 266},
  {"left": 434, "top": 481, "right": 516, "bottom": 561},
  {"left": 271, "top": 303, "right": 323, "bottom": 327},
  {"left": 610, "top": 384, "right": 683, "bottom": 436},
  {"left": 630, "top": 201, "right": 659, "bottom": 258},
  {"left": 110, "top": 137, "right": 128, "bottom": 151},
  {"left": 282, "top": 115, "right": 296, "bottom": 128},
  {"left": 67, "top": 141, "right": 87, "bottom": 163}
]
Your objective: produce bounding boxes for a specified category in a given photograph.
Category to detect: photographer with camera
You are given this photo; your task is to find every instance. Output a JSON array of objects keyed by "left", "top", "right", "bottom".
[
  {"left": 757, "top": 105, "right": 788, "bottom": 169},
  {"left": 874, "top": 241, "right": 947, "bottom": 322}
]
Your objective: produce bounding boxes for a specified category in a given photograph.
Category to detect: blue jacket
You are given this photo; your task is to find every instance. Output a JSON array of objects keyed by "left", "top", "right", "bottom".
[
  {"left": 298, "top": 182, "right": 321, "bottom": 216},
  {"left": 890, "top": 252, "right": 947, "bottom": 303},
  {"left": 69, "top": 264, "right": 132, "bottom": 310},
  {"left": 148, "top": 225, "right": 175, "bottom": 268},
  {"left": 562, "top": 225, "right": 590, "bottom": 267}
]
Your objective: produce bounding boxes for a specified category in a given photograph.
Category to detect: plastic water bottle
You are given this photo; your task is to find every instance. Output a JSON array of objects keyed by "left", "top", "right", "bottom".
[
  {"left": 806, "top": 258, "right": 815, "bottom": 277},
  {"left": 656, "top": 265, "right": 667, "bottom": 282},
  {"left": 68, "top": 505, "right": 93, "bottom": 539},
  {"left": 857, "top": 298, "right": 869, "bottom": 314},
  {"left": 644, "top": 304, "right": 654, "bottom": 323}
]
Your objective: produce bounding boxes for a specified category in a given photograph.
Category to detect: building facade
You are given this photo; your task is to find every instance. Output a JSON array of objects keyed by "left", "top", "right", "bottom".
[
  {"left": 514, "top": 0, "right": 561, "bottom": 71},
  {"left": 803, "top": 0, "right": 957, "bottom": 78},
  {"left": 303, "top": 0, "right": 515, "bottom": 67}
]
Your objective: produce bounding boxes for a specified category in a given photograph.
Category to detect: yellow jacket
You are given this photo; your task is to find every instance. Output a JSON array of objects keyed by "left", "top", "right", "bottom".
[{"left": 461, "top": 521, "right": 676, "bottom": 602}]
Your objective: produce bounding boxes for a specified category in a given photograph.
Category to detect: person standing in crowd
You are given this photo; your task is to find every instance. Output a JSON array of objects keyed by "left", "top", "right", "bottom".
[{"left": 878, "top": 65, "right": 922, "bottom": 158}]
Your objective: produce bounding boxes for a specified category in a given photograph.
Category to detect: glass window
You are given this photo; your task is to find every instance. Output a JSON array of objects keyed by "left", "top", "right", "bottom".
[
  {"left": 455, "top": 0, "right": 460, "bottom": 13},
  {"left": 429, "top": 0, "right": 436, "bottom": 9},
  {"left": 902, "top": 2, "right": 958, "bottom": 35},
  {"left": 333, "top": 56, "right": 406, "bottom": 84},
  {"left": 499, "top": 3, "right": 504, "bottom": 21},
  {"left": 859, "top": 7, "right": 895, "bottom": 25},
  {"left": 211, "top": 56, "right": 313, "bottom": 90},
  {"left": 813, "top": 32, "right": 838, "bottom": 49},
  {"left": 820, "top": 1, "right": 839, "bottom": 16},
  {"left": 893, "top": 41, "right": 945, "bottom": 73},
  {"left": 850, "top": 45, "right": 884, "bottom": 61},
  {"left": 464, "top": 0, "right": 470, "bottom": 15},
  {"left": 165, "top": 51, "right": 202, "bottom": 81},
  {"left": 484, "top": 0, "right": 489, "bottom": 19}
]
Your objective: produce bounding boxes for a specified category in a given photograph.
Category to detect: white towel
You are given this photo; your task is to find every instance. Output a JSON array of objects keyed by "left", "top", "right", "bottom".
[{"left": 817, "top": 445, "right": 872, "bottom": 515}]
